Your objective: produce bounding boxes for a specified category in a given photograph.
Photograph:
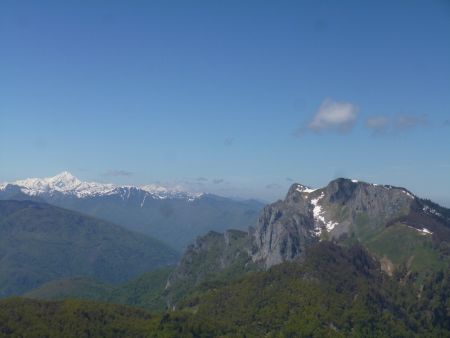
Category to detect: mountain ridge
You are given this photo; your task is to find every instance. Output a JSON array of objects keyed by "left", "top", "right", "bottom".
[{"left": 0, "top": 172, "right": 264, "bottom": 250}]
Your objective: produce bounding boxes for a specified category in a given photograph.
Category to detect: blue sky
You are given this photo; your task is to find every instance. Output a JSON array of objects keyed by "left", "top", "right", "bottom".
[{"left": 1, "top": 0, "right": 450, "bottom": 205}]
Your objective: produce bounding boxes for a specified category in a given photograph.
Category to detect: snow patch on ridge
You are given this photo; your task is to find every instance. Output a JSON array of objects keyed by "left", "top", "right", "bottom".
[
  {"left": 140, "top": 194, "right": 147, "bottom": 208},
  {"left": 310, "top": 192, "right": 338, "bottom": 236},
  {"left": 423, "top": 205, "right": 442, "bottom": 217},
  {"left": 401, "top": 189, "right": 415, "bottom": 199},
  {"left": 421, "top": 228, "right": 433, "bottom": 235},
  {"left": 407, "top": 225, "right": 433, "bottom": 236},
  {"left": 296, "top": 184, "right": 316, "bottom": 194}
]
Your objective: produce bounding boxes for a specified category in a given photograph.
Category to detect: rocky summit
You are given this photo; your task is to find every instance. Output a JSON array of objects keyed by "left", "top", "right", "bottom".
[{"left": 250, "top": 178, "right": 422, "bottom": 268}]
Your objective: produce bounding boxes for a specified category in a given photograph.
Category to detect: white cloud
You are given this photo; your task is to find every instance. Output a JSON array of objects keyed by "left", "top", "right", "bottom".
[{"left": 299, "top": 98, "right": 359, "bottom": 135}]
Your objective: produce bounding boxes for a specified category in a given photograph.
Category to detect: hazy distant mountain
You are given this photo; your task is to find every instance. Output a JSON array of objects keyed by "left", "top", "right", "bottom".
[
  {"left": 0, "top": 172, "right": 264, "bottom": 250},
  {"left": 0, "top": 200, "right": 178, "bottom": 297}
]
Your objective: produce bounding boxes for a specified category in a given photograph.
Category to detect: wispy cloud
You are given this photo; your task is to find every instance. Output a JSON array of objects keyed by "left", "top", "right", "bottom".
[
  {"left": 266, "top": 183, "right": 282, "bottom": 189},
  {"left": 396, "top": 114, "right": 427, "bottom": 130},
  {"left": 103, "top": 170, "right": 133, "bottom": 177},
  {"left": 366, "top": 116, "right": 390, "bottom": 135},
  {"left": 443, "top": 119, "right": 450, "bottom": 127},
  {"left": 213, "top": 178, "right": 224, "bottom": 184},
  {"left": 365, "top": 113, "right": 428, "bottom": 135},
  {"left": 285, "top": 177, "right": 294, "bottom": 182},
  {"left": 196, "top": 177, "right": 208, "bottom": 182},
  {"left": 224, "top": 137, "right": 234, "bottom": 146},
  {"left": 296, "top": 98, "right": 359, "bottom": 135}
]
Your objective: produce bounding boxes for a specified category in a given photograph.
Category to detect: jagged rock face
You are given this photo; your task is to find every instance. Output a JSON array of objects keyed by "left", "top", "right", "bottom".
[
  {"left": 322, "top": 179, "right": 415, "bottom": 237},
  {"left": 250, "top": 178, "right": 417, "bottom": 268},
  {"left": 165, "top": 229, "right": 254, "bottom": 304},
  {"left": 166, "top": 230, "right": 246, "bottom": 287},
  {"left": 325, "top": 179, "right": 413, "bottom": 218},
  {"left": 250, "top": 200, "right": 316, "bottom": 269}
]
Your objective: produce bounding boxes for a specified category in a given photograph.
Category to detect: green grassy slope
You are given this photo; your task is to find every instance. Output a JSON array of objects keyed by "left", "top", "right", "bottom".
[
  {"left": 365, "top": 224, "right": 447, "bottom": 273},
  {"left": 341, "top": 209, "right": 450, "bottom": 281}
]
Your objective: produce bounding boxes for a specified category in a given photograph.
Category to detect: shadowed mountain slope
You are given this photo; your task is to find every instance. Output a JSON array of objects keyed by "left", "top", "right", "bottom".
[{"left": 0, "top": 200, "right": 178, "bottom": 297}]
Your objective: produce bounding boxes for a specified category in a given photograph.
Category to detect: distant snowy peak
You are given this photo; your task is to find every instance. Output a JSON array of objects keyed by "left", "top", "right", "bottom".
[
  {"left": 2, "top": 171, "right": 203, "bottom": 200},
  {"left": 12, "top": 171, "right": 117, "bottom": 198},
  {"left": 140, "top": 184, "right": 203, "bottom": 201}
]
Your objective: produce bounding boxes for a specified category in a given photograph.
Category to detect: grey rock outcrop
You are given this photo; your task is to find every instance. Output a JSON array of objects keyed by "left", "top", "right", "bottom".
[
  {"left": 250, "top": 178, "right": 417, "bottom": 268},
  {"left": 249, "top": 198, "right": 316, "bottom": 269}
]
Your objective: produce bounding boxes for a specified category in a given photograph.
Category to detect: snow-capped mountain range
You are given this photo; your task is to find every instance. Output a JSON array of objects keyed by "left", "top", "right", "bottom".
[
  {"left": 0, "top": 171, "right": 203, "bottom": 201},
  {"left": 0, "top": 171, "right": 264, "bottom": 250}
]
